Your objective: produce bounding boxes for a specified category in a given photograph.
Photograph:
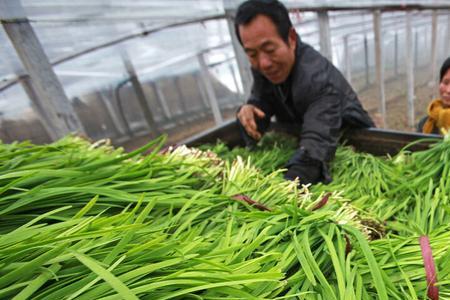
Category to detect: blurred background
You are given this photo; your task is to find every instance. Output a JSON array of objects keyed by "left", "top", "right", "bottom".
[{"left": 1, "top": 0, "right": 450, "bottom": 149}]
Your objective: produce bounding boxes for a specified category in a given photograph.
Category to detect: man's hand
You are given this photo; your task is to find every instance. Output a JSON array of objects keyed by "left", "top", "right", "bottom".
[{"left": 237, "top": 104, "right": 266, "bottom": 140}]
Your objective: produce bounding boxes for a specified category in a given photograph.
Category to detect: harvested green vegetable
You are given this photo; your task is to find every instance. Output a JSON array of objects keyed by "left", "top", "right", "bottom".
[{"left": 0, "top": 133, "right": 448, "bottom": 299}]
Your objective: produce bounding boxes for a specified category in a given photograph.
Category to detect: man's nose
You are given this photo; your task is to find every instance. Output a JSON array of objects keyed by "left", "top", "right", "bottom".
[{"left": 258, "top": 54, "right": 272, "bottom": 70}]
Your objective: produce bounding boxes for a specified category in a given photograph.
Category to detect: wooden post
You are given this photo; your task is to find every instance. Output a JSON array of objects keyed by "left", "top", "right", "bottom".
[
  {"left": 429, "top": 10, "right": 438, "bottom": 93},
  {"left": 405, "top": 12, "right": 415, "bottom": 128},
  {"left": 197, "top": 53, "right": 223, "bottom": 125},
  {"left": 121, "top": 53, "right": 160, "bottom": 135},
  {"left": 343, "top": 35, "right": 352, "bottom": 85},
  {"left": 364, "top": 35, "right": 370, "bottom": 87},
  {"left": 1, "top": 0, "right": 84, "bottom": 140},
  {"left": 373, "top": 10, "right": 386, "bottom": 127},
  {"left": 318, "top": 11, "right": 332, "bottom": 61}
]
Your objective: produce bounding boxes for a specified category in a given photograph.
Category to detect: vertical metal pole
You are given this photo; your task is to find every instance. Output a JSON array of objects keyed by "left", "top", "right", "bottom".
[
  {"left": 197, "top": 53, "right": 223, "bottom": 125},
  {"left": 343, "top": 35, "right": 352, "bottom": 85},
  {"left": 364, "top": 35, "right": 370, "bottom": 86},
  {"left": 318, "top": 11, "right": 332, "bottom": 61},
  {"left": 229, "top": 60, "right": 243, "bottom": 102},
  {"left": 97, "top": 91, "right": 123, "bottom": 136},
  {"left": 225, "top": 11, "right": 253, "bottom": 99},
  {"left": 406, "top": 12, "right": 415, "bottom": 128},
  {"left": 373, "top": 10, "right": 386, "bottom": 127},
  {"left": 1, "top": 0, "right": 84, "bottom": 139},
  {"left": 150, "top": 81, "right": 171, "bottom": 120},
  {"left": 194, "top": 72, "right": 211, "bottom": 110},
  {"left": 414, "top": 30, "right": 419, "bottom": 68},
  {"left": 122, "top": 53, "right": 160, "bottom": 135},
  {"left": 424, "top": 25, "right": 429, "bottom": 64},
  {"left": 446, "top": 15, "right": 450, "bottom": 56},
  {"left": 19, "top": 75, "right": 56, "bottom": 139},
  {"left": 114, "top": 81, "right": 133, "bottom": 137},
  {"left": 173, "top": 77, "right": 188, "bottom": 114},
  {"left": 394, "top": 31, "right": 399, "bottom": 76},
  {"left": 430, "top": 10, "right": 438, "bottom": 93}
]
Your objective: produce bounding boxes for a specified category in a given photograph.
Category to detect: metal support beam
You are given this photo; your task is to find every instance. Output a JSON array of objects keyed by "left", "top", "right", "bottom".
[
  {"left": 150, "top": 82, "right": 171, "bottom": 120},
  {"left": 121, "top": 53, "right": 160, "bottom": 135},
  {"left": 114, "top": 81, "right": 133, "bottom": 137},
  {"left": 414, "top": 30, "right": 419, "bottom": 67},
  {"left": 173, "top": 77, "right": 188, "bottom": 114},
  {"left": 429, "top": 10, "right": 438, "bottom": 93},
  {"left": 405, "top": 12, "right": 415, "bottom": 128},
  {"left": 394, "top": 31, "right": 399, "bottom": 76},
  {"left": 318, "top": 11, "right": 332, "bottom": 61},
  {"left": 229, "top": 60, "right": 243, "bottom": 102},
  {"left": 447, "top": 15, "right": 450, "bottom": 57},
  {"left": 1, "top": 1, "right": 84, "bottom": 140},
  {"left": 19, "top": 75, "right": 55, "bottom": 139},
  {"left": 225, "top": 15, "right": 253, "bottom": 99},
  {"left": 425, "top": 26, "right": 429, "bottom": 67},
  {"left": 343, "top": 35, "right": 352, "bottom": 85},
  {"left": 194, "top": 72, "right": 211, "bottom": 110},
  {"left": 364, "top": 35, "right": 370, "bottom": 87},
  {"left": 373, "top": 10, "right": 386, "bottom": 127},
  {"left": 97, "top": 91, "right": 123, "bottom": 136},
  {"left": 197, "top": 53, "right": 223, "bottom": 125}
]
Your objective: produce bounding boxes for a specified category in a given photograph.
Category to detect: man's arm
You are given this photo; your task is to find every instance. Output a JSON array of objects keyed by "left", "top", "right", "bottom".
[
  {"left": 285, "top": 93, "right": 342, "bottom": 184},
  {"left": 236, "top": 78, "right": 276, "bottom": 145},
  {"left": 237, "top": 104, "right": 267, "bottom": 140}
]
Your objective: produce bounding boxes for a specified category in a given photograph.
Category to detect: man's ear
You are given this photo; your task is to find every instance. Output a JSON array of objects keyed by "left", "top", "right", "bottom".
[{"left": 288, "top": 27, "right": 297, "bottom": 49}]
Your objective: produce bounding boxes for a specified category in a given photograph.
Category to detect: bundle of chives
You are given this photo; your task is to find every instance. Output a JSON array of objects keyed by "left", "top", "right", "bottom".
[{"left": 1, "top": 132, "right": 449, "bottom": 298}]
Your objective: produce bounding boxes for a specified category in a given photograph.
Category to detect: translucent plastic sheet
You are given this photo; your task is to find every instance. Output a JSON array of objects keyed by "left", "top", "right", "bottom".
[{"left": 1, "top": 0, "right": 450, "bottom": 143}]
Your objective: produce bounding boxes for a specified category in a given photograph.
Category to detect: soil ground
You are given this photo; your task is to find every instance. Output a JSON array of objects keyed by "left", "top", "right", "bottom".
[
  {"left": 118, "top": 67, "right": 437, "bottom": 152},
  {"left": 355, "top": 67, "right": 435, "bottom": 131}
]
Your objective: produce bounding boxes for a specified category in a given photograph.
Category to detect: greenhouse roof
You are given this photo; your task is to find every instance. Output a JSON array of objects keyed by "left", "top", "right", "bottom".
[
  {"left": 1, "top": 0, "right": 450, "bottom": 99},
  {"left": 2, "top": 0, "right": 450, "bottom": 80}
]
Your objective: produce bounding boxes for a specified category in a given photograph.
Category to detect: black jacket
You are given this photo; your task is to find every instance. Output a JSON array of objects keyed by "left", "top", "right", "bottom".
[{"left": 245, "top": 37, "right": 374, "bottom": 180}]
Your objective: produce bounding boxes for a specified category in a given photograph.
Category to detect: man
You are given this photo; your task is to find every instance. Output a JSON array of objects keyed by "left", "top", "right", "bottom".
[{"left": 235, "top": 0, "right": 374, "bottom": 185}]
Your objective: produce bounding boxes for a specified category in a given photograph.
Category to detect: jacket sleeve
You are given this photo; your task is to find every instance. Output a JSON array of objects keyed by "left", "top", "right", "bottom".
[
  {"left": 284, "top": 88, "right": 342, "bottom": 184},
  {"left": 298, "top": 90, "right": 342, "bottom": 163},
  {"left": 239, "top": 71, "right": 276, "bottom": 137},
  {"left": 246, "top": 70, "right": 276, "bottom": 121}
]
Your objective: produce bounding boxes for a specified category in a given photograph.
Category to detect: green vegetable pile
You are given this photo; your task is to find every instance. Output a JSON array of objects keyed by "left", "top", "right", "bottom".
[{"left": 0, "top": 133, "right": 448, "bottom": 299}]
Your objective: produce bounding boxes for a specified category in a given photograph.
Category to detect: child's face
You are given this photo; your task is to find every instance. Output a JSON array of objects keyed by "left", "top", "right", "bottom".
[{"left": 440, "top": 69, "right": 450, "bottom": 108}]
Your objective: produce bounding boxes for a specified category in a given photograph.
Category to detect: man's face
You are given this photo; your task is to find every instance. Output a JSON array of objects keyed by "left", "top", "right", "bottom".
[
  {"left": 440, "top": 69, "right": 450, "bottom": 108},
  {"left": 239, "top": 14, "right": 296, "bottom": 84}
]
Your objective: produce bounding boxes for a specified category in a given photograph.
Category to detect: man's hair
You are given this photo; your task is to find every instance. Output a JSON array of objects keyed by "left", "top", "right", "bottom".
[
  {"left": 440, "top": 57, "right": 450, "bottom": 82},
  {"left": 234, "top": 0, "right": 293, "bottom": 45}
]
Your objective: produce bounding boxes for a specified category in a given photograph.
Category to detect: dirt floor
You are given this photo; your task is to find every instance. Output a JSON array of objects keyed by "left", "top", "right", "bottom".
[
  {"left": 117, "top": 109, "right": 238, "bottom": 152},
  {"left": 118, "top": 68, "right": 437, "bottom": 152},
  {"left": 355, "top": 67, "right": 435, "bottom": 131}
]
